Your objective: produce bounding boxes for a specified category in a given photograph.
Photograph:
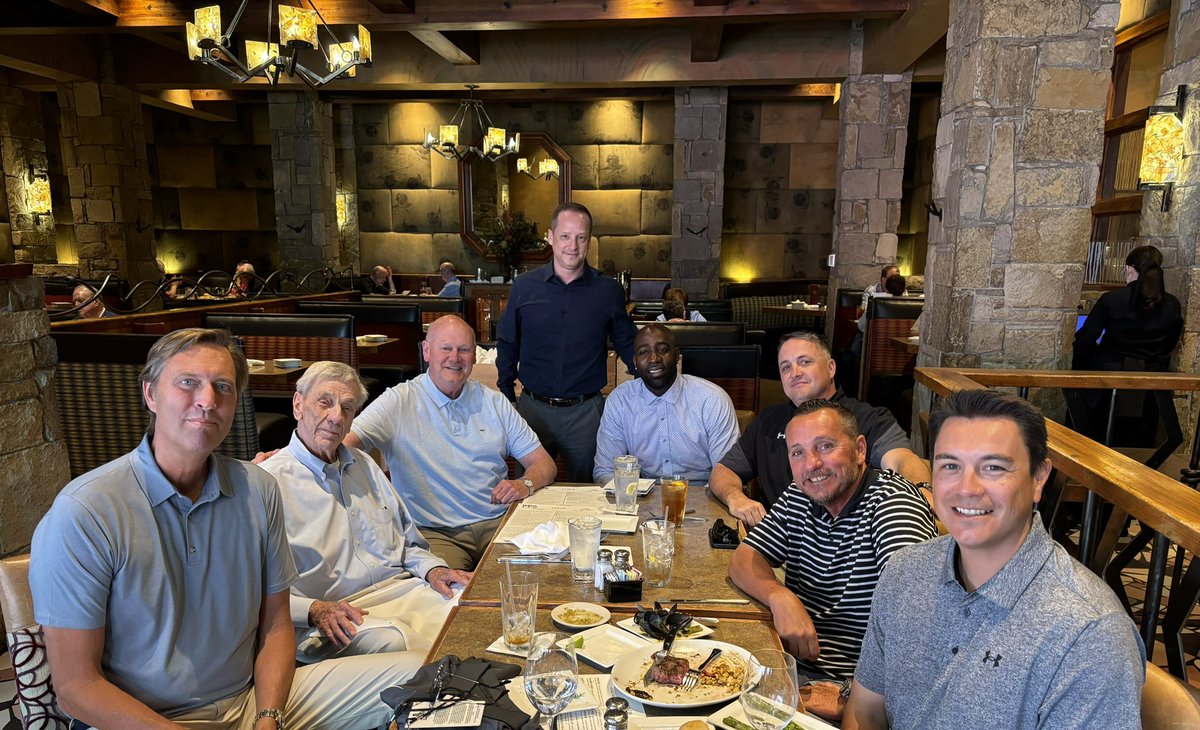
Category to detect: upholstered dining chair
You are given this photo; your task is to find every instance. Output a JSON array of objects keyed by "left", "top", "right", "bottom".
[
  {"left": 0, "top": 555, "right": 70, "bottom": 729},
  {"left": 1142, "top": 661, "right": 1200, "bottom": 729}
]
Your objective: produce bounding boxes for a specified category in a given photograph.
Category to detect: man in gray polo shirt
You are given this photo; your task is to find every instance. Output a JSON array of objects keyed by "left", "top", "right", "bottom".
[
  {"left": 845, "top": 390, "right": 1145, "bottom": 730},
  {"left": 30, "top": 328, "right": 412, "bottom": 729}
]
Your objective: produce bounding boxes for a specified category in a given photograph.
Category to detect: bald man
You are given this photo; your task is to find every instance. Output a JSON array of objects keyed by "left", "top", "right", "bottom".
[
  {"left": 345, "top": 315, "right": 557, "bottom": 570},
  {"left": 72, "top": 285, "right": 112, "bottom": 319}
]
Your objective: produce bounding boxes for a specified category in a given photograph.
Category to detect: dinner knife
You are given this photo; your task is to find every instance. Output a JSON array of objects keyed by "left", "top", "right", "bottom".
[{"left": 666, "top": 598, "right": 750, "bottom": 604}]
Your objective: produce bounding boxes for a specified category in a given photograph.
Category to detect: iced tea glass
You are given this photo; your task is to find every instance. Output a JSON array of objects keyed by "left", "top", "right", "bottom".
[{"left": 661, "top": 476, "right": 688, "bottom": 525}]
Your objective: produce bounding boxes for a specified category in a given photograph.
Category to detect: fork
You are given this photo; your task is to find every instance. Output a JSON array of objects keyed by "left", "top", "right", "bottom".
[{"left": 682, "top": 648, "right": 723, "bottom": 690}]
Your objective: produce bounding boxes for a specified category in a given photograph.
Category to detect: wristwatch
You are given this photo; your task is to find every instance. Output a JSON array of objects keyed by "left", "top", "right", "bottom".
[
  {"left": 254, "top": 708, "right": 284, "bottom": 729},
  {"left": 522, "top": 478, "right": 535, "bottom": 495}
]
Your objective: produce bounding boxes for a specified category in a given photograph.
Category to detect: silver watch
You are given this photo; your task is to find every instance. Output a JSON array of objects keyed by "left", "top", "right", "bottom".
[
  {"left": 254, "top": 708, "right": 284, "bottom": 729},
  {"left": 522, "top": 478, "right": 535, "bottom": 494}
]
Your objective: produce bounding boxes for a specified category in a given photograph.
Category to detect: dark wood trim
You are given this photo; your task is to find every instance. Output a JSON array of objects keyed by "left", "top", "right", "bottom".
[
  {"left": 1115, "top": 10, "right": 1170, "bottom": 50},
  {"left": 1092, "top": 195, "right": 1144, "bottom": 216},
  {"left": 457, "top": 131, "right": 569, "bottom": 262},
  {"left": 1105, "top": 107, "right": 1150, "bottom": 135},
  {"left": 690, "top": 23, "right": 724, "bottom": 63},
  {"left": 0, "top": 263, "right": 34, "bottom": 280}
]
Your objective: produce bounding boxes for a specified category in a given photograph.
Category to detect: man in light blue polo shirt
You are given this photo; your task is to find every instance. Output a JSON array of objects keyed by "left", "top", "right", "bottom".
[
  {"left": 593, "top": 324, "right": 738, "bottom": 483},
  {"left": 30, "top": 328, "right": 412, "bottom": 729},
  {"left": 346, "top": 314, "right": 558, "bottom": 570}
]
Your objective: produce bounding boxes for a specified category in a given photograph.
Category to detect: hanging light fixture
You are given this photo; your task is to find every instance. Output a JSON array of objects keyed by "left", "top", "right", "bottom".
[
  {"left": 516, "top": 156, "right": 560, "bottom": 181},
  {"left": 1137, "top": 84, "right": 1187, "bottom": 212},
  {"left": 422, "top": 85, "right": 519, "bottom": 163},
  {"left": 185, "top": 2, "right": 371, "bottom": 87}
]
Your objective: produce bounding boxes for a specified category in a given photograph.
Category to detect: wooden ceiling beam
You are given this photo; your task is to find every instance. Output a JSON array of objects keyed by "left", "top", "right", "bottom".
[
  {"left": 140, "top": 89, "right": 238, "bottom": 122},
  {"left": 861, "top": 0, "right": 949, "bottom": 74},
  {"left": 409, "top": 30, "right": 480, "bottom": 66},
  {"left": 690, "top": 23, "right": 724, "bottom": 63},
  {"left": 46, "top": 0, "right": 118, "bottom": 19},
  {"left": 109, "top": 0, "right": 906, "bottom": 31},
  {"left": 0, "top": 35, "right": 98, "bottom": 82},
  {"left": 364, "top": 0, "right": 414, "bottom": 12}
]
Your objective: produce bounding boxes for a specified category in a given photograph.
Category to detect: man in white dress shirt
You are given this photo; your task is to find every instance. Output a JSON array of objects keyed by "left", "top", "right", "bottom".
[
  {"left": 260, "top": 361, "right": 472, "bottom": 664},
  {"left": 594, "top": 323, "right": 738, "bottom": 483}
]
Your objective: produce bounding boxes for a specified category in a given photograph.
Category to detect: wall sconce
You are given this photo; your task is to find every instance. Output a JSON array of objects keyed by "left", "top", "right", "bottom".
[
  {"left": 26, "top": 171, "right": 52, "bottom": 216},
  {"left": 1138, "top": 84, "right": 1187, "bottom": 212},
  {"left": 335, "top": 194, "right": 347, "bottom": 228},
  {"left": 517, "top": 156, "right": 560, "bottom": 181}
]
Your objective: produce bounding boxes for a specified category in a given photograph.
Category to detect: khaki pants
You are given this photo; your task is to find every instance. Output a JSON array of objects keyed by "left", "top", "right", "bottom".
[{"left": 420, "top": 515, "right": 504, "bottom": 571}]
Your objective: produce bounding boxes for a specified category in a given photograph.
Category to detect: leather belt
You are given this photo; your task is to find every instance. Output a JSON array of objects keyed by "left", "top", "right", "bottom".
[{"left": 525, "top": 390, "right": 601, "bottom": 407}]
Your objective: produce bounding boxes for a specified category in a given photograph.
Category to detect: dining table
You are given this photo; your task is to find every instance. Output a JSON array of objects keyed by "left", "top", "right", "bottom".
[
  {"left": 459, "top": 482, "right": 771, "bottom": 621},
  {"left": 246, "top": 359, "right": 312, "bottom": 385}
]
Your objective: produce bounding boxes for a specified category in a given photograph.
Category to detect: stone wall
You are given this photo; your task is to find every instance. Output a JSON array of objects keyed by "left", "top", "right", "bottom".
[
  {"left": 671, "top": 87, "right": 726, "bottom": 297},
  {"left": 354, "top": 100, "right": 674, "bottom": 279},
  {"left": 0, "top": 265, "right": 69, "bottom": 557},
  {"left": 149, "top": 105, "right": 278, "bottom": 275},
  {"left": 268, "top": 92, "right": 339, "bottom": 274},
  {"left": 0, "top": 78, "right": 56, "bottom": 265},
  {"left": 919, "top": 0, "right": 1117, "bottom": 386},
  {"left": 721, "top": 99, "right": 838, "bottom": 282},
  {"left": 829, "top": 73, "right": 911, "bottom": 305}
]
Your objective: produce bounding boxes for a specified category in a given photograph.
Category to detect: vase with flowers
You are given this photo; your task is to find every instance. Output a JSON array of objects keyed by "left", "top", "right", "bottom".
[{"left": 481, "top": 207, "right": 547, "bottom": 277}]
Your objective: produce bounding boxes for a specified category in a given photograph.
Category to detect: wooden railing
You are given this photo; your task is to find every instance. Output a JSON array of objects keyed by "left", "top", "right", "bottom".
[
  {"left": 50, "top": 291, "right": 355, "bottom": 334},
  {"left": 915, "top": 366, "right": 1200, "bottom": 677}
]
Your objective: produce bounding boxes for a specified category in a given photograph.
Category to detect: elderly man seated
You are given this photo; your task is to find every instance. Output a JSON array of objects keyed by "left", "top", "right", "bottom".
[
  {"left": 729, "top": 398, "right": 937, "bottom": 718},
  {"left": 437, "top": 261, "right": 462, "bottom": 297},
  {"left": 72, "top": 284, "right": 112, "bottom": 319},
  {"left": 259, "top": 361, "right": 471, "bottom": 665},
  {"left": 593, "top": 323, "right": 738, "bottom": 483},
  {"left": 345, "top": 315, "right": 557, "bottom": 570},
  {"left": 362, "top": 264, "right": 396, "bottom": 295}
]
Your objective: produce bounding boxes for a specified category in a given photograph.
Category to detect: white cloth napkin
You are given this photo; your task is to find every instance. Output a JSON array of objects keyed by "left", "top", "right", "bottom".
[
  {"left": 475, "top": 346, "right": 497, "bottom": 364},
  {"left": 509, "top": 520, "right": 569, "bottom": 554}
]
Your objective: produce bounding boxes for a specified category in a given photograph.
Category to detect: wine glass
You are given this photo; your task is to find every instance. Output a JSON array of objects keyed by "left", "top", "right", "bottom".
[
  {"left": 740, "top": 649, "right": 801, "bottom": 730},
  {"left": 524, "top": 632, "right": 579, "bottom": 730}
]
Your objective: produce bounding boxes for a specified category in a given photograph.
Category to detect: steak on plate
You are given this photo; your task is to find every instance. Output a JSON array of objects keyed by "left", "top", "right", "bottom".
[{"left": 649, "top": 655, "right": 690, "bottom": 686}]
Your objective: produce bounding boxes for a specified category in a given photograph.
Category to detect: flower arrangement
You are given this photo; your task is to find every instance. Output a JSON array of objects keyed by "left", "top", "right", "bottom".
[{"left": 481, "top": 207, "right": 546, "bottom": 257}]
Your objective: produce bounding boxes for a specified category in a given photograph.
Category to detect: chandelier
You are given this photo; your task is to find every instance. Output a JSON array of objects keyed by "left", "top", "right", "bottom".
[
  {"left": 422, "top": 85, "right": 519, "bottom": 162},
  {"left": 185, "top": 2, "right": 371, "bottom": 87},
  {"left": 517, "top": 156, "right": 560, "bottom": 181}
]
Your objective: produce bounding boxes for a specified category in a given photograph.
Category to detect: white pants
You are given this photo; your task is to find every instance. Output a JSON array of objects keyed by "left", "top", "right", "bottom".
[
  {"left": 296, "top": 576, "right": 460, "bottom": 662},
  {"left": 169, "top": 651, "right": 421, "bottom": 729}
]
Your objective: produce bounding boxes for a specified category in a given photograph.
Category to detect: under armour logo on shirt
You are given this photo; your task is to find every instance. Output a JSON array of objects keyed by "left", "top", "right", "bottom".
[
  {"left": 982, "top": 651, "right": 1002, "bottom": 667},
  {"left": 777, "top": 432, "right": 786, "bottom": 439}
]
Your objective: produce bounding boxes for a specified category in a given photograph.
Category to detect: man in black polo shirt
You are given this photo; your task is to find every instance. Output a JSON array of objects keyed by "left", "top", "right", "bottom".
[
  {"left": 711, "top": 331, "right": 930, "bottom": 527},
  {"left": 497, "top": 202, "right": 637, "bottom": 482}
]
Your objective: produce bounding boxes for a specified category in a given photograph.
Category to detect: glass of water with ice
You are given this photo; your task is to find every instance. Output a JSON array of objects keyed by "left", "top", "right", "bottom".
[
  {"left": 612, "top": 455, "right": 640, "bottom": 514},
  {"left": 640, "top": 518, "right": 676, "bottom": 588}
]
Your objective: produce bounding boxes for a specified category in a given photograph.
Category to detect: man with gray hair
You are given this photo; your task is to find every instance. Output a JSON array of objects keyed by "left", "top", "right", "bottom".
[
  {"left": 30, "top": 328, "right": 410, "bottom": 729},
  {"left": 259, "top": 361, "right": 471, "bottom": 664}
]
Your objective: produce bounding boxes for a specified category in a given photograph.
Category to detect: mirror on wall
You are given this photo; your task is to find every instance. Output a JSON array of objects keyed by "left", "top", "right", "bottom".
[{"left": 458, "top": 131, "right": 572, "bottom": 261}]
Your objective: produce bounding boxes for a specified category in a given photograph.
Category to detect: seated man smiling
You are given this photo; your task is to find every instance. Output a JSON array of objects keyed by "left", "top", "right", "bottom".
[{"left": 593, "top": 323, "right": 738, "bottom": 483}]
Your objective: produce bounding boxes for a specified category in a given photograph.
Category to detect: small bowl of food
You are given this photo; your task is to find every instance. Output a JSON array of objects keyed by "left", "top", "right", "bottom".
[{"left": 551, "top": 602, "right": 611, "bottom": 630}]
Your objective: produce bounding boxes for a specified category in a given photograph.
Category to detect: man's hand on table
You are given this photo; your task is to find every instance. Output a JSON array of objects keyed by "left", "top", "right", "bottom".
[
  {"left": 799, "top": 681, "right": 847, "bottom": 723},
  {"left": 426, "top": 566, "right": 473, "bottom": 598},
  {"left": 308, "top": 600, "right": 367, "bottom": 647},
  {"left": 768, "top": 592, "right": 820, "bottom": 660},
  {"left": 726, "top": 493, "right": 767, "bottom": 528},
  {"left": 491, "top": 478, "right": 533, "bottom": 504}
]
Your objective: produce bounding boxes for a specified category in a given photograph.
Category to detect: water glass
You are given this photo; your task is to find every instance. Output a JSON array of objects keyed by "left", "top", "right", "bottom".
[
  {"left": 568, "top": 516, "right": 602, "bottom": 582},
  {"left": 640, "top": 518, "right": 675, "bottom": 588},
  {"left": 524, "top": 633, "right": 579, "bottom": 729},
  {"left": 613, "top": 455, "right": 641, "bottom": 514},
  {"left": 499, "top": 570, "right": 538, "bottom": 653},
  {"left": 661, "top": 476, "right": 688, "bottom": 525},
  {"left": 740, "top": 649, "right": 801, "bottom": 730}
]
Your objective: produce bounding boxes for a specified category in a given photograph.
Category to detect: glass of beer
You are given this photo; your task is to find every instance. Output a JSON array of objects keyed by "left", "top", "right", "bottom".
[{"left": 661, "top": 475, "right": 688, "bottom": 525}]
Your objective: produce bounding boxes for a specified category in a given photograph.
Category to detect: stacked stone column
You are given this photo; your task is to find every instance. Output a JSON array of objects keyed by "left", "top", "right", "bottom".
[
  {"left": 829, "top": 73, "right": 911, "bottom": 314},
  {"left": 1142, "top": 2, "right": 1200, "bottom": 373},
  {"left": 920, "top": 0, "right": 1117, "bottom": 385},
  {"left": 334, "top": 103, "right": 360, "bottom": 271},
  {"left": 57, "top": 81, "right": 158, "bottom": 282},
  {"left": 0, "top": 265, "right": 70, "bottom": 557},
  {"left": 0, "top": 75, "right": 56, "bottom": 266},
  {"left": 268, "top": 91, "right": 338, "bottom": 274},
  {"left": 671, "top": 87, "right": 727, "bottom": 298}
]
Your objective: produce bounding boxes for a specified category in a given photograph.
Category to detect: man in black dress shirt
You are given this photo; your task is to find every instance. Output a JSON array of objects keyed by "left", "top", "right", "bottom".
[{"left": 497, "top": 202, "right": 637, "bottom": 482}]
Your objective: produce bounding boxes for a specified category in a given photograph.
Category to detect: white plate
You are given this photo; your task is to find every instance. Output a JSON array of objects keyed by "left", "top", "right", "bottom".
[
  {"left": 552, "top": 602, "right": 612, "bottom": 630},
  {"left": 706, "top": 698, "right": 839, "bottom": 730},
  {"left": 273, "top": 357, "right": 301, "bottom": 368},
  {"left": 246, "top": 359, "right": 265, "bottom": 369},
  {"left": 556, "top": 624, "right": 649, "bottom": 670},
  {"left": 610, "top": 640, "right": 750, "bottom": 709},
  {"left": 615, "top": 616, "right": 714, "bottom": 641},
  {"left": 602, "top": 478, "right": 656, "bottom": 496},
  {"left": 630, "top": 717, "right": 707, "bottom": 730},
  {"left": 360, "top": 334, "right": 389, "bottom": 342}
]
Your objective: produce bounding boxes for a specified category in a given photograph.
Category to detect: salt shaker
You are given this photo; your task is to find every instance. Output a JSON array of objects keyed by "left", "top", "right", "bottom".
[{"left": 594, "top": 548, "right": 614, "bottom": 590}]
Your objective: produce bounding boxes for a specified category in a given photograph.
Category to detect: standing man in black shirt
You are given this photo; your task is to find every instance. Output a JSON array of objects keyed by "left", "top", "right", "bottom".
[{"left": 497, "top": 202, "right": 637, "bottom": 482}]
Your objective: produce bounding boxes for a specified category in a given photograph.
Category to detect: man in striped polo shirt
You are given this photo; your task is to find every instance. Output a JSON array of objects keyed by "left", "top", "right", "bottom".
[{"left": 729, "top": 398, "right": 937, "bottom": 708}]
